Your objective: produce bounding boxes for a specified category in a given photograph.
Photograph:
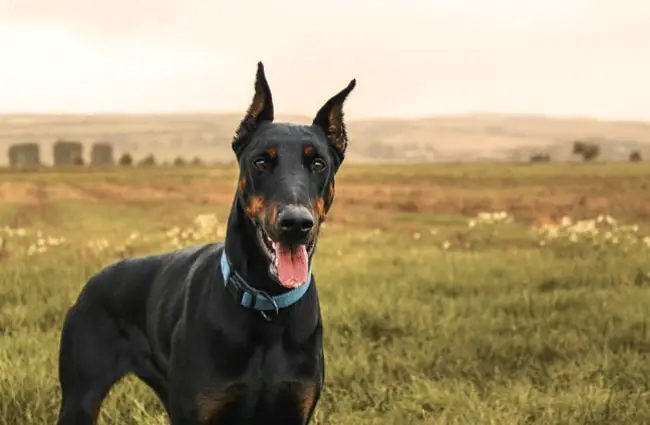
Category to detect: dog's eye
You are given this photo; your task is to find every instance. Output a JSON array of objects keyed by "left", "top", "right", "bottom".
[
  {"left": 253, "top": 157, "right": 267, "bottom": 170},
  {"left": 310, "top": 158, "right": 327, "bottom": 173}
]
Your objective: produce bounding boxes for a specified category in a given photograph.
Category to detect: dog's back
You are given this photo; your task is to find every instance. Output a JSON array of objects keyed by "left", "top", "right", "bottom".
[{"left": 69, "top": 242, "right": 222, "bottom": 355}]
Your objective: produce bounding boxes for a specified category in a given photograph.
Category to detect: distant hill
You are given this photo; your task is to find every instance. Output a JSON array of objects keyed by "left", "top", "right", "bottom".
[{"left": 1, "top": 113, "right": 650, "bottom": 165}]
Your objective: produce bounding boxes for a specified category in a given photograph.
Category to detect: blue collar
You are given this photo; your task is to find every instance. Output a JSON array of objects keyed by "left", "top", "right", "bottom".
[{"left": 220, "top": 249, "right": 312, "bottom": 312}]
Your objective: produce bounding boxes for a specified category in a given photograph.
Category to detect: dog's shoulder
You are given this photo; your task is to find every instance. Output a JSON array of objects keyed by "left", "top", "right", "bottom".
[
  {"left": 155, "top": 242, "right": 224, "bottom": 286},
  {"left": 119, "top": 242, "right": 224, "bottom": 285}
]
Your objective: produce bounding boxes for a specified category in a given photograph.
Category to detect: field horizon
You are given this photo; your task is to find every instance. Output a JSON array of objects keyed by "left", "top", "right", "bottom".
[{"left": 2, "top": 112, "right": 650, "bottom": 166}]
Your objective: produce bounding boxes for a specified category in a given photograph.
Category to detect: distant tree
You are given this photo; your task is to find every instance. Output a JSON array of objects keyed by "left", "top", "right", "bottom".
[
  {"left": 190, "top": 157, "right": 203, "bottom": 166},
  {"left": 629, "top": 150, "right": 643, "bottom": 162},
  {"left": 173, "top": 156, "right": 186, "bottom": 166},
  {"left": 573, "top": 141, "right": 600, "bottom": 162},
  {"left": 529, "top": 153, "right": 551, "bottom": 163},
  {"left": 138, "top": 154, "right": 156, "bottom": 167},
  {"left": 118, "top": 153, "right": 133, "bottom": 166},
  {"left": 71, "top": 155, "right": 85, "bottom": 166}
]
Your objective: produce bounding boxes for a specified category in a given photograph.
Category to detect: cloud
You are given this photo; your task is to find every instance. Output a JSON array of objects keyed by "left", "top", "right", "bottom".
[
  {"left": 0, "top": 0, "right": 648, "bottom": 119},
  {"left": 0, "top": 23, "right": 239, "bottom": 112}
]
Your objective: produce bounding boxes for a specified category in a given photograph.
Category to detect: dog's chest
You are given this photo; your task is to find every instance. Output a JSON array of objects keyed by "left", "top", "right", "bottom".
[
  {"left": 197, "top": 342, "right": 322, "bottom": 423},
  {"left": 250, "top": 340, "right": 308, "bottom": 380}
]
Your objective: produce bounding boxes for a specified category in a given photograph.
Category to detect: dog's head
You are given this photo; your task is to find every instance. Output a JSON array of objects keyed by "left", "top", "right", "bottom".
[{"left": 232, "top": 62, "right": 355, "bottom": 289}]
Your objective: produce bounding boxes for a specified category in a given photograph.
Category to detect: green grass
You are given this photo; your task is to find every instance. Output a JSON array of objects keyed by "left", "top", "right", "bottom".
[{"left": 1, "top": 164, "right": 650, "bottom": 424}]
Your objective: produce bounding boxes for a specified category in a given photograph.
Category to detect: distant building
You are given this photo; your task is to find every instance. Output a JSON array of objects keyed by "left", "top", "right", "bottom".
[
  {"left": 53, "top": 140, "right": 83, "bottom": 166},
  {"left": 8, "top": 142, "right": 41, "bottom": 166},
  {"left": 90, "top": 142, "right": 114, "bottom": 165}
]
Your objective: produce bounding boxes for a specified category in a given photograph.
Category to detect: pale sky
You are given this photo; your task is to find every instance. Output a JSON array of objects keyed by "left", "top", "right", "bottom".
[{"left": 0, "top": 0, "right": 649, "bottom": 120}]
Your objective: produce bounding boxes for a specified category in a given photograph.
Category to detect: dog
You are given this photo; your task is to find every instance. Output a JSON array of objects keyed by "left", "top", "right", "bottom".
[{"left": 54, "top": 62, "right": 355, "bottom": 425}]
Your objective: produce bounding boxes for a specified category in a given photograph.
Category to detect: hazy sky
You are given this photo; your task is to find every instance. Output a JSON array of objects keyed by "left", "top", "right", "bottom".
[{"left": 1, "top": 0, "right": 649, "bottom": 120}]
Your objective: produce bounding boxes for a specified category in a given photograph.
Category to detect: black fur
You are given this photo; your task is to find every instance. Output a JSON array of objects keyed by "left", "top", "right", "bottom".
[{"left": 55, "top": 62, "right": 355, "bottom": 425}]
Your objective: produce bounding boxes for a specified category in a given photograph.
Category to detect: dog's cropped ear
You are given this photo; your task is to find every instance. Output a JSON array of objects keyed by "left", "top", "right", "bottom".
[
  {"left": 232, "top": 62, "right": 274, "bottom": 156},
  {"left": 312, "top": 79, "right": 356, "bottom": 161}
]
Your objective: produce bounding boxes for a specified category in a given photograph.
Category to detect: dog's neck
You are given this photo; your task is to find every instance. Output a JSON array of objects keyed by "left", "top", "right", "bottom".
[{"left": 223, "top": 199, "right": 289, "bottom": 297}]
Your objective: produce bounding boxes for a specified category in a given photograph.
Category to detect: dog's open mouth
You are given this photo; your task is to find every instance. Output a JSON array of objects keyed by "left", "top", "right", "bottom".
[{"left": 257, "top": 227, "right": 316, "bottom": 289}]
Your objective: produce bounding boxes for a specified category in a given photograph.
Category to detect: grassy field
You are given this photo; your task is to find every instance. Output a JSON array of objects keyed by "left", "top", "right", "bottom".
[{"left": 1, "top": 162, "right": 650, "bottom": 424}]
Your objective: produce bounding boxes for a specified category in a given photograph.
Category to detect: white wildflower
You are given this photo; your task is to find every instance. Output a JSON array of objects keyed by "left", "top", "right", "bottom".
[
  {"left": 477, "top": 212, "right": 492, "bottom": 222},
  {"left": 194, "top": 214, "right": 219, "bottom": 231},
  {"left": 545, "top": 227, "right": 559, "bottom": 239},
  {"left": 47, "top": 236, "right": 64, "bottom": 246}
]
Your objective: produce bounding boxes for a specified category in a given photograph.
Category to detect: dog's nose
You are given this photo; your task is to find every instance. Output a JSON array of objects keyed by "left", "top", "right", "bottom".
[{"left": 277, "top": 205, "right": 314, "bottom": 242}]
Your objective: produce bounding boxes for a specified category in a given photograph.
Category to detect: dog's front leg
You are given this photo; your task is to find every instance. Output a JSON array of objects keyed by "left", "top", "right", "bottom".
[
  {"left": 167, "top": 326, "right": 203, "bottom": 425},
  {"left": 167, "top": 372, "right": 245, "bottom": 425},
  {"left": 167, "top": 325, "right": 246, "bottom": 425}
]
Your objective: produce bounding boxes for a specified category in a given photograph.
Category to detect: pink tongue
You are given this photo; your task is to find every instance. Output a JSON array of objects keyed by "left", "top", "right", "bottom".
[{"left": 275, "top": 243, "right": 308, "bottom": 288}]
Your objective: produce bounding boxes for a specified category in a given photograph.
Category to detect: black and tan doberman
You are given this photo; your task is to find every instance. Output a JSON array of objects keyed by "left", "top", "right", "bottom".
[{"left": 55, "top": 62, "right": 355, "bottom": 425}]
